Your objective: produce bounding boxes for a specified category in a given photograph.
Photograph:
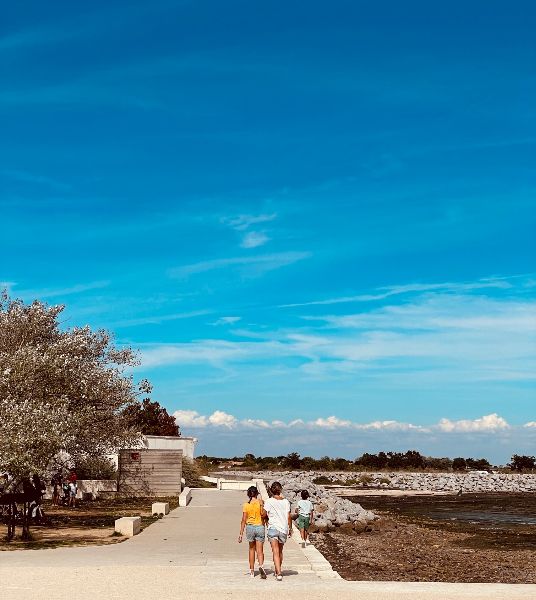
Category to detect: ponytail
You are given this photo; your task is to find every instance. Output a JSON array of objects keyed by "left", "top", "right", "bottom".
[{"left": 246, "top": 485, "right": 258, "bottom": 503}]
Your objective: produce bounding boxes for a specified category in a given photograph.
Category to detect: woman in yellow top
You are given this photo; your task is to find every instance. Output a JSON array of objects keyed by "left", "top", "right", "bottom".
[{"left": 237, "top": 486, "right": 267, "bottom": 579}]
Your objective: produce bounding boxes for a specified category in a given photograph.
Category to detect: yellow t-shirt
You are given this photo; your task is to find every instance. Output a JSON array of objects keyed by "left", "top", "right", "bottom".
[{"left": 242, "top": 500, "right": 263, "bottom": 525}]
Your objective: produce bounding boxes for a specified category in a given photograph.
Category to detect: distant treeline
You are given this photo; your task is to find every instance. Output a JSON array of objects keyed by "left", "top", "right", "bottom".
[{"left": 198, "top": 451, "right": 536, "bottom": 472}]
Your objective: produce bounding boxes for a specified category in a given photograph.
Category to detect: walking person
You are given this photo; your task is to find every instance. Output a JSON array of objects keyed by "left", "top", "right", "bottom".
[
  {"left": 295, "top": 490, "right": 314, "bottom": 547},
  {"left": 238, "top": 486, "right": 267, "bottom": 579},
  {"left": 262, "top": 481, "right": 292, "bottom": 581}
]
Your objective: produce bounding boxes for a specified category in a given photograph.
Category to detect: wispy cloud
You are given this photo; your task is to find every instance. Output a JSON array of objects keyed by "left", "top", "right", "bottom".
[
  {"left": 12, "top": 280, "right": 110, "bottom": 300},
  {"left": 212, "top": 316, "right": 242, "bottom": 326},
  {"left": 168, "top": 251, "right": 311, "bottom": 279},
  {"left": 140, "top": 284, "right": 536, "bottom": 385},
  {"left": 113, "top": 310, "right": 212, "bottom": 328},
  {"left": 240, "top": 231, "right": 270, "bottom": 248},
  {"left": 222, "top": 213, "right": 277, "bottom": 232},
  {"left": 280, "top": 277, "right": 514, "bottom": 308},
  {"left": 222, "top": 213, "right": 276, "bottom": 249}
]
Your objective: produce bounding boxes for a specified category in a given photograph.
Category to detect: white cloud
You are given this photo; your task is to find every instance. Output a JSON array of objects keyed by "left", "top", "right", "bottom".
[
  {"left": 173, "top": 409, "right": 513, "bottom": 435},
  {"left": 208, "top": 410, "right": 237, "bottom": 428},
  {"left": 523, "top": 421, "right": 536, "bottom": 428},
  {"left": 223, "top": 213, "right": 277, "bottom": 231},
  {"left": 140, "top": 340, "right": 248, "bottom": 368},
  {"left": 172, "top": 410, "right": 208, "bottom": 427},
  {"left": 168, "top": 251, "right": 311, "bottom": 278},
  {"left": 313, "top": 416, "right": 352, "bottom": 428},
  {"left": 11, "top": 280, "right": 110, "bottom": 300},
  {"left": 241, "top": 231, "right": 269, "bottom": 248},
  {"left": 357, "top": 420, "right": 425, "bottom": 432},
  {"left": 114, "top": 310, "right": 211, "bottom": 328},
  {"left": 212, "top": 316, "right": 241, "bottom": 326},
  {"left": 437, "top": 413, "right": 510, "bottom": 433},
  {"left": 172, "top": 409, "right": 237, "bottom": 428},
  {"left": 280, "top": 277, "right": 514, "bottom": 308}
]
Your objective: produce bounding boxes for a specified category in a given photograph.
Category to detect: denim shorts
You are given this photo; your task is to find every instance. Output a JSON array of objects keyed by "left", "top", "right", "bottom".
[
  {"left": 246, "top": 524, "right": 265, "bottom": 542},
  {"left": 267, "top": 527, "right": 288, "bottom": 544}
]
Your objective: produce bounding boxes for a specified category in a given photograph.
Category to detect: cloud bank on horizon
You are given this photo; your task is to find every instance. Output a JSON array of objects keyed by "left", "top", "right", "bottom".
[{"left": 1, "top": 1, "right": 534, "bottom": 461}]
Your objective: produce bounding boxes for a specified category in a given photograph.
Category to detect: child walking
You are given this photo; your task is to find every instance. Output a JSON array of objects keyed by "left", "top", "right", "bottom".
[
  {"left": 262, "top": 481, "right": 292, "bottom": 581},
  {"left": 295, "top": 489, "right": 314, "bottom": 547},
  {"left": 238, "top": 486, "right": 267, "bottom": 579}
]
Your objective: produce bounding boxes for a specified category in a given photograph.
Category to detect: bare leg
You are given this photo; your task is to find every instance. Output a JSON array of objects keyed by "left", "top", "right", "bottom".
[
  {"left": 270, "top": 538, "right": 282, "bottom": 575},
  {"left": 248, "top": 541, "right": 256, "bottom": 571},
  {"left": 255, "top": 540, "right": 264, "bottom": 567},
  {"left": 279, "top": 541, "right": 284, "bottom": 572}
]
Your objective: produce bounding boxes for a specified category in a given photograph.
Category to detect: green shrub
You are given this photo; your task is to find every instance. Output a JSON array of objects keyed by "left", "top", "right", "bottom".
[
  {"left": 312, "top": 475, "right": 332, "bottom": 485},
  {"left": 74, "top": 455, "right": 117, "bottom": 480}
]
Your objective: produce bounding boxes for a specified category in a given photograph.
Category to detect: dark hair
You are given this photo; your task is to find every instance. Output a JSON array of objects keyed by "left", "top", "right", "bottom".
[
  {"left": 247, "top": 486, "right": 259, "bottom": 502},
  {"left": 301, "top": 490, "right": 309, "bottom": 500},
  {"left": 270, "top": 481, "right": 283, "bottom": 496}
]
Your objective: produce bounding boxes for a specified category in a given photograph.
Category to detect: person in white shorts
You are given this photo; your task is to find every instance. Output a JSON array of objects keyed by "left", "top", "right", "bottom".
[{"left": 261, "top": 481, "right": 292, "bottom": 581}]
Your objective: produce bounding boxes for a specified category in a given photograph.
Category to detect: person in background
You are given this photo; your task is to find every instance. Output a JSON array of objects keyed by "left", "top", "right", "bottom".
[
  {"left": 51, "top": 472, "right": 62, "bottom": 506},
  {"left": 238, "top": 486, "right": 267, "bottom": 579},
  {"left": 67, "top": 469, "right": 78, "bottom": 508},
  {"left": 262, "top": 481, "right": 292, "bottom": 581},
  {"left": 295, "top": 489, "right": 314, "bottom": 547}
]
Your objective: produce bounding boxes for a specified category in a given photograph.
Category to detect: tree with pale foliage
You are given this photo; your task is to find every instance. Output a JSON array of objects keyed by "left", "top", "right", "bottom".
[{"left": 0, "top": 292, "right": 148, "bottom": 482}]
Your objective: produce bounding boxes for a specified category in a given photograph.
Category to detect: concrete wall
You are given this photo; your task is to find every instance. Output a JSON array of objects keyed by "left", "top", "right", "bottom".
[
  {"left": 44, "top": 479, "right": 117, "bottom": 500},
  {"left": 108, "top": 435, "right": 197, "bottom": 470},
  {"left": 77, "top": 479, "right": 117, "bottom": 499},
  {"left": 143, "top": 435, "right": 197, "bottom": 459}
]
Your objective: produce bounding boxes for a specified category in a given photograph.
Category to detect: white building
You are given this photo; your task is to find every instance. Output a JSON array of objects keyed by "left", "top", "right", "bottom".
[
  {"left": 141, "top": 435, "right": 197, "bottom": 460},
  {"left": 108, "top": 435, "right": 197, "bottom": 469}
]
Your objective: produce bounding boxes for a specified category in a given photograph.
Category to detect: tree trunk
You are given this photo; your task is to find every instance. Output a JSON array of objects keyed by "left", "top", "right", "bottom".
[{"left": 21, "top": 501, "right": 31, "bottom": 540}]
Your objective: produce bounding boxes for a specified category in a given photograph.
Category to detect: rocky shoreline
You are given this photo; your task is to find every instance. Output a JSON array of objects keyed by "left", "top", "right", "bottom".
[
  {"left": 313, "top": 492, "right": 536, "bottom": 583},
  {"left": 314, "top": 471, "right": 536, "bottom": 493},
  {"left": 219, "top": 469, "right": 536, "bottom": 532},
  {"left": 223, "top": 469, "right": 536, "bottom": 493}
]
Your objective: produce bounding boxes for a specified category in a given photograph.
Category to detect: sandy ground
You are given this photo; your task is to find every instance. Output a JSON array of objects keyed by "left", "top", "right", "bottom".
[{"left": 0, "top": 496, "right": 178, "bottom": 550}]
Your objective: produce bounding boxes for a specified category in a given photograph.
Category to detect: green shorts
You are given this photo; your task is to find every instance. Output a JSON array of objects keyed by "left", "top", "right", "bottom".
[{"left": 296, "top": 515, "right": 310, "bottom": 530}]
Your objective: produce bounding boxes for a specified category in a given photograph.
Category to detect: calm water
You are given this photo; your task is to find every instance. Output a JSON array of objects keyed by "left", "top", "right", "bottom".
[{"left": 348, "top": 492, "right": 536, "bottom": 530}]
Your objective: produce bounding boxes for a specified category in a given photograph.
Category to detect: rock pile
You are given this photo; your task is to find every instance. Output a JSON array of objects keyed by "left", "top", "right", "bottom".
[
  {"left": 266, "top": 472, "right": 377, "bottom": 532},
  {"left": 304, "top": 471, "right": 536, "bottom": 493}
]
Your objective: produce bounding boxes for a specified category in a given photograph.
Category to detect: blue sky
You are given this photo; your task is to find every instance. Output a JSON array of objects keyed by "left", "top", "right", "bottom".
[{"left": 1, "top": 1, "right": 535, "bottom": 462}]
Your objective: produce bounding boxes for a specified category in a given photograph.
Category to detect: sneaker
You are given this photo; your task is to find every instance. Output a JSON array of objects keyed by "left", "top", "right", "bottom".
[
  {"left": 259, "top": 566, "right": 267, "bottom": 579},
  {"left": 276, "top": 574, "right": 283, "bottom": 581},
  {"left": 249, "top": 570, "right": 255, "bottom": 579}
]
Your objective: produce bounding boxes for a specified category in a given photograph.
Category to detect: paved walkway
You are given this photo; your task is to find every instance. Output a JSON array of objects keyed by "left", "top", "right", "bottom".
[{"left": 0, "top": 489, "right": 534, "bottom": 599}]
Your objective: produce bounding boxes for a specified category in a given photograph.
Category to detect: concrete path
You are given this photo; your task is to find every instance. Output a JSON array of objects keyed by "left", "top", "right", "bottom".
[{"left": 0, "top": 488, "right": 534, "bottom": 600}]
